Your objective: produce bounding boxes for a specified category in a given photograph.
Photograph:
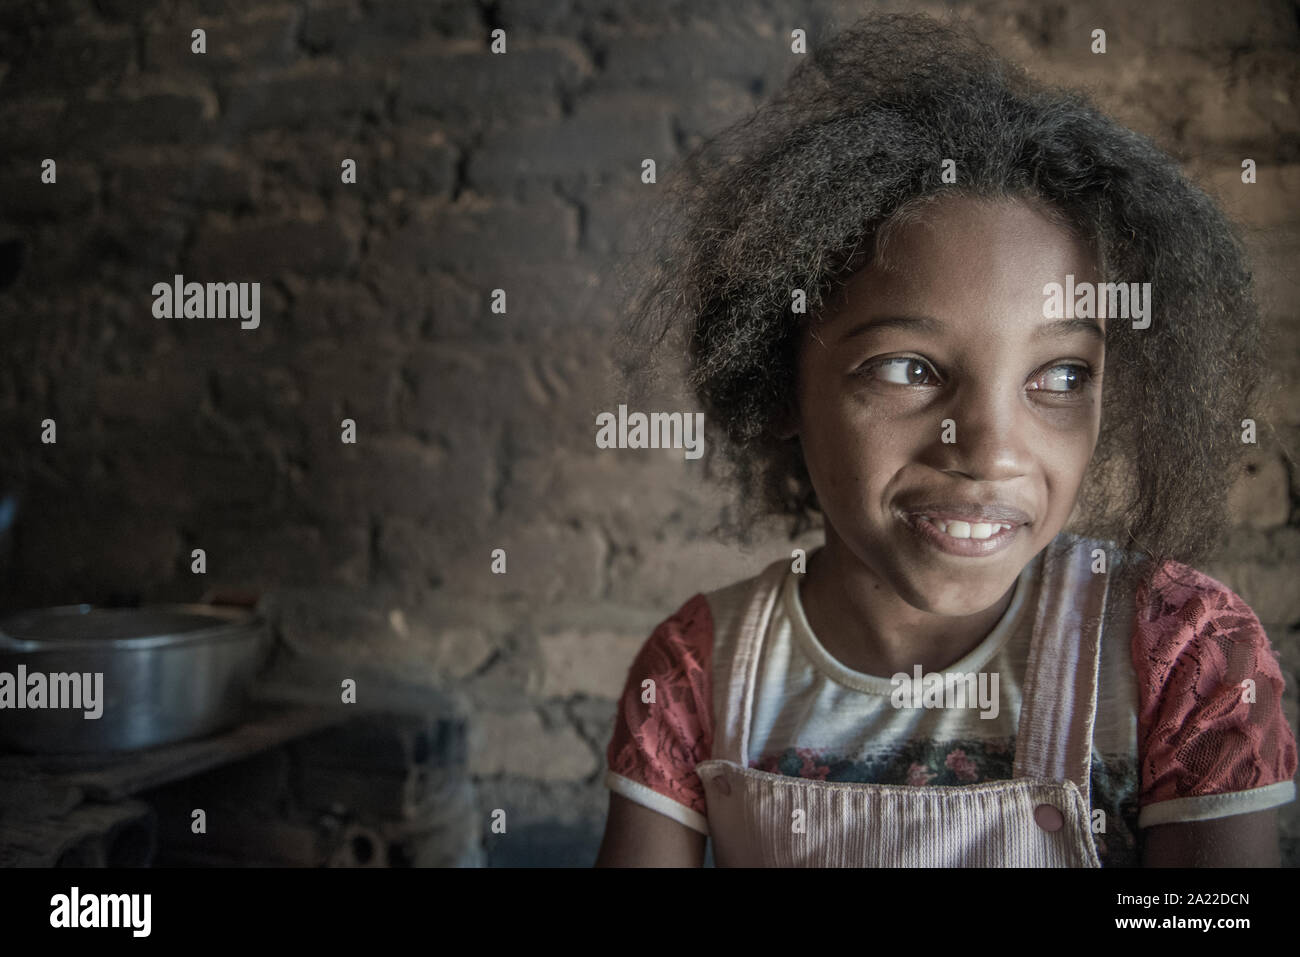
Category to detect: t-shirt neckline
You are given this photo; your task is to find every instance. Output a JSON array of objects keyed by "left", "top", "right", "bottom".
[{"left": 782, "top": 552, "right": 1040, "bottom": 695}]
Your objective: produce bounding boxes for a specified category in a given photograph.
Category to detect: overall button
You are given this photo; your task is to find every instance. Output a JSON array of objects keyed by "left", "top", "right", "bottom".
[
  {"left": 712, "top": 774, "right": 732, "bottom": 797},
  {"left": 1033, "top": 803, "right": 1064, "bottom": 832}
]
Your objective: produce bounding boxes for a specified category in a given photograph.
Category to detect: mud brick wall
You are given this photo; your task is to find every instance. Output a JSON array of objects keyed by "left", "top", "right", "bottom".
[{"left": 0, "top": 0, "right": 1297, "bottom": 866}]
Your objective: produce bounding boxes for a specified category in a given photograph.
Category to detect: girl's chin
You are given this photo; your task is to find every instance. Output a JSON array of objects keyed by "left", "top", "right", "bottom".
[{"left": 824, "top": 525, "right": 1022, "bottom": 612}]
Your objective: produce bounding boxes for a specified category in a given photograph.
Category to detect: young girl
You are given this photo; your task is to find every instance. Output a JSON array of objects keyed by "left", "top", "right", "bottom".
[{"left": 595, "top": 13, "right": 1297, "bottom": 867}]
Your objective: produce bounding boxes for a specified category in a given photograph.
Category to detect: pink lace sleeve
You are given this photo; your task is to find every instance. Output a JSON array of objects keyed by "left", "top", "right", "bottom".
[
  {"left": 605, "top": 594, "right": 714, "bottom": 820},
  {"left": 1133, "top": 560, "right": 1298, "bottom": 812}
]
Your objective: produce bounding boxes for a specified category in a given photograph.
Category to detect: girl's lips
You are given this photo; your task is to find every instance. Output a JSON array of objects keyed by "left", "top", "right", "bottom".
[
  {"left": 895, "top": 502, "right": 1033, "bottom": 525},
  {"left": 900, "top": 511, "right": 1022, "bottom": 557}
]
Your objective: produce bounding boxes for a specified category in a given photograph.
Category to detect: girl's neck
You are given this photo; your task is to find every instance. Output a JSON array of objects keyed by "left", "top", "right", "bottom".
[{"left": 798, "top": 536, "right": 1018, "bottom": 678}]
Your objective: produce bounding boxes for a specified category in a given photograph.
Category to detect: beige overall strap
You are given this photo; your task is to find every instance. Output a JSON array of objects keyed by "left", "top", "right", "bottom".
[
  {"left": 713, "top": 559, "right": 789, "bottom": 767},
  {"left": 1012, "top": 535, "right": 1109, "bottom": 803}
]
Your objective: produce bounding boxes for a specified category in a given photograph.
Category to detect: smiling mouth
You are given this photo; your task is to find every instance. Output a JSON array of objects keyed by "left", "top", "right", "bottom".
[
  {"left": 911, "top": 516, "right": 1014, "bottom": 540},
  {"left": 898, "top": 509, "right": 1028, "bottom": 557}
]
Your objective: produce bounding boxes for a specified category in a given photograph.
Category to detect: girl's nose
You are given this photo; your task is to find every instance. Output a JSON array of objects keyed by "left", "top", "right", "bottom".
[{"left": 930, "top": 387, "right": 1032, "bottom": 482}]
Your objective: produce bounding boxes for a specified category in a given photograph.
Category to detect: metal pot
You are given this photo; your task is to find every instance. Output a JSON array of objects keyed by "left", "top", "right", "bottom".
[{"left": 0, "top": 603, "right": 270, "bottom": 754}]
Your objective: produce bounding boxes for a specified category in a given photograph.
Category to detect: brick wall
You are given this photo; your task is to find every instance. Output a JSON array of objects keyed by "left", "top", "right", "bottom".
[{"left": 0, "top": 0, "right": 1297, "bottom": 867}]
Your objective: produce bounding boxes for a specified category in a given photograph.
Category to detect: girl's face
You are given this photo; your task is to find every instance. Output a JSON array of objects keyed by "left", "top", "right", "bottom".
[{"left": 794, "top": 195, "right": 1105, "bottom": 616}]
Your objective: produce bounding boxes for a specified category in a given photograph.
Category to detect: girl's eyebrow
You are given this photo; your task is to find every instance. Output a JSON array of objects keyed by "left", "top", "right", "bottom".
[
  {"left": 1035, "top": 317, "right": 1105, "bottom": 342},
  {"left": 836, "top": 315, "right": 941, "bottom": 342},
  {"left": 835, "top": 315, "right": 1104, "bottom": 343}
]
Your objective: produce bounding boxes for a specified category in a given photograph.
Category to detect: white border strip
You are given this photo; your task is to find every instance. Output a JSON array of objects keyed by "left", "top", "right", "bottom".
[
  {"left": 605, "top": 770, "right": 710, "bottom": 836},
  {"left": 1138, "top": 780, "right": 1296, "bottom": 828}
]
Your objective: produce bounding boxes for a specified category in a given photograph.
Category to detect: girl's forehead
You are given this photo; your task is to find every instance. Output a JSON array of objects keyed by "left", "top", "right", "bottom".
[
  {"left": 811, "top": 198, "right": 1108, "bottom": 346},
  {"left": 880, "top": 196, "right": 1092, "bottom": 264},
  {"left": 833, "top": 196, "right": 1102, "bottom": 308}
]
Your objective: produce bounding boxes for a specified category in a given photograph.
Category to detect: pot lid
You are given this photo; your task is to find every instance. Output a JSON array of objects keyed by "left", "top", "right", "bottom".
[{"left": 0, "top": 603, "right": 263, "bottom": 652}]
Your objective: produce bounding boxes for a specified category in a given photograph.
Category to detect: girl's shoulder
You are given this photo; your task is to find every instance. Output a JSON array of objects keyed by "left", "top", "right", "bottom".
[
  {"left": 630, "top": 590, "right": 715, "bottom": 681},
  {"left": 1130, "top": 555, "right": 1272, "bottom": 670},
  {"left": 1051, "top": 536, "right": 1296, "bottom": 819},
  {"left": 1055, "top": 531, "right": 1272, "bottom": 662},
  {"left": 1126, "top": 555, "right": 1297, "bottom": 818},
  {"left": 1118, "top": 548, "right": 1280, "bottom": 720},
  {"left": 613, "top": 559, "right": 783, "bottom": 697},
  {"left": 603, "top": 565, "right": 778, "bottom": 802},
  {"left": 603, "top": 590, "right": 719, "bottom": 828},
  {"left": 617, "top": 561, "right": 781, "bottom": 695}
]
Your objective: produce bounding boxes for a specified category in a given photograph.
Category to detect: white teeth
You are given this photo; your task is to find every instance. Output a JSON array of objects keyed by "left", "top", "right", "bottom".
[{"left": 918, "top": 516, "right": 1012, "bottom": 540}]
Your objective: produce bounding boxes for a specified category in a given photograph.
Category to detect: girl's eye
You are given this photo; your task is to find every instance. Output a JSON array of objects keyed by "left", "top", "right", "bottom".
[
  {"left": 1029, "top": 364, "right": 1092, "bottom": 394},
  {"left": 866, "top": 357, "right": 938, "bottom": 386},
  {"left": 857, "top": 358, "right": 1093, "bottom": 394}
]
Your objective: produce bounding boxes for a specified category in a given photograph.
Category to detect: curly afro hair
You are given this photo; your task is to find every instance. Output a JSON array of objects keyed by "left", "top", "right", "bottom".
[{"left": 615, "top": 12, "right": 1276, "bottom": 600}]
